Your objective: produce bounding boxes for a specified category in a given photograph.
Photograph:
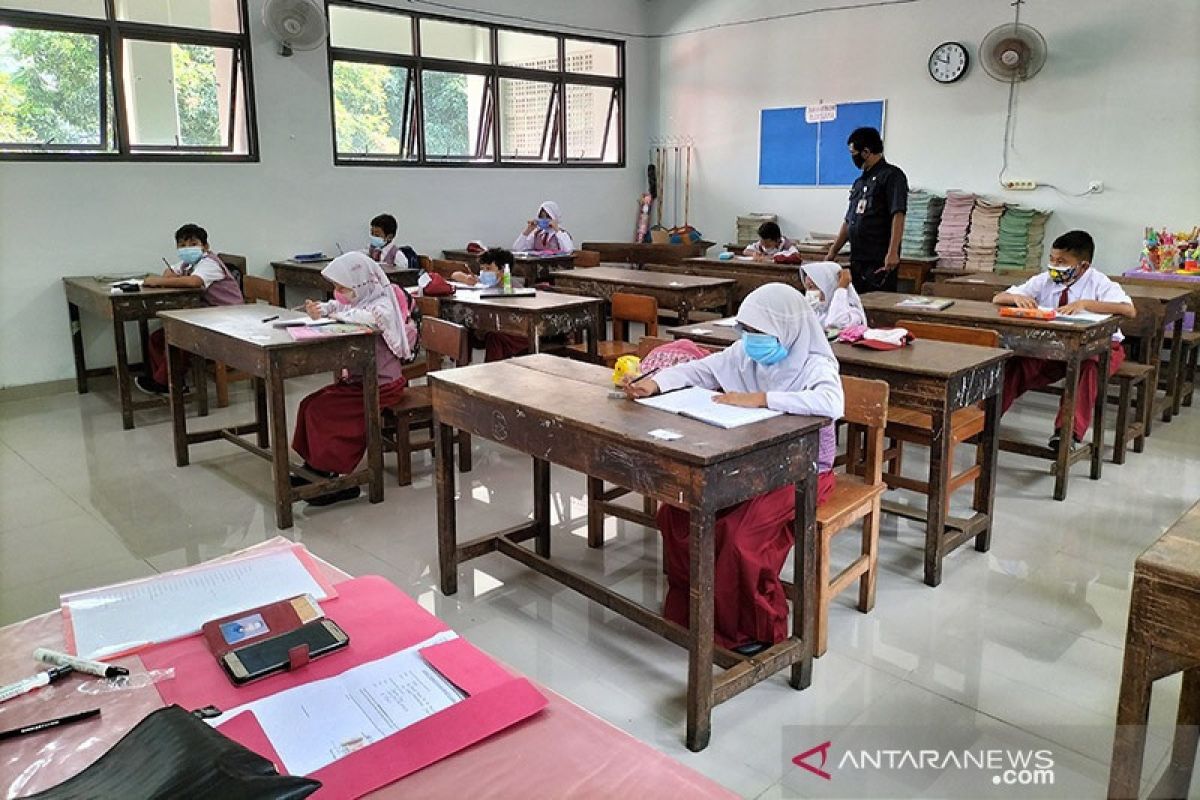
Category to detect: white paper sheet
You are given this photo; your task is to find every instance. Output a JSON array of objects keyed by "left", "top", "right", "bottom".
[
  {"left": 637, "top": 386, "right": 783, "bottom": 429},
  {"left": 1053, "top": 310, "right": 1112, "bottom": 323},
  {"left": 213, "top": 631, "right": 463, "bottom": 776},
  {"left": 64, "top": 548, "right": 332, "bottom": 658},
  {"left": 713, "top": 318, "right": 738, "bottom": 327}
]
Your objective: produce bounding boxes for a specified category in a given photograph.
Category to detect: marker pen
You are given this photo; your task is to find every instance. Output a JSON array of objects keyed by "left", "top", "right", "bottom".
[
  {"left": 0, "top": 666, "right": 73, "bottom": 704},
  {"left": 35, "top": 648, "right": 129, "bottom": 679}
]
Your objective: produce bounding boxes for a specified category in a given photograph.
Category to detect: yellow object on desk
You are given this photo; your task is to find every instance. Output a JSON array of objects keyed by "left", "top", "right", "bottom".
[{"left": 612, "top": 355, "right": 641, "bottom": 385}]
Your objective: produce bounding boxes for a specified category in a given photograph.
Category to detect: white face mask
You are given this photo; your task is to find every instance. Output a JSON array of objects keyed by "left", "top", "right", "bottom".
[{"left": 806, "top": 290, "right": 824, "bottom": 308}]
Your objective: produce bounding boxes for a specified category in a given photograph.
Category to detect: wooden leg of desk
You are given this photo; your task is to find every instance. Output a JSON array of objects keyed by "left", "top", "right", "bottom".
[
  {"left": 1169, "top": 319, "right": 1186, "bottom": 419},
  {"left": 1156, "top": 666, "right": 1200, "bottom": 799},
  {"left": 533, "top": 457, "right": 551, "bottom": 558},
  {"left": 686, "top": 509, "right": 716, "bottom": 752},
  {"left": 254, "top": 377, "right": 269, "bottom": 448},
  {"left": 974, "top": 392, "right": 1002, "bottom": 553},
  {"left": 167, "top": 342, "right": 189, "bottom": 467},
  {"left": 137, "top": 319, "right": 150, "bottom": 374},
  {"left": 586, "top": 477, "right": 605, "bottom": 549},
  {"left": 68, "top": 301, "right": 88, "bottom": 394},
  {"left": 1108, "top": 631, "right": 1154, "bottom": 799},
  {"left": 113, "top": 317, "right": 134, "bottom": 430},
  {"left": 267, "top": 368, "right": 293, "bottom": 530},
  {"left": 1091, "top": 347, "right": 1110, "bottom": 481},
  {"left": 276, "top": 279, "right": 288, "bottom": 310},
  {"left": 678, "top": 304, "right": 691, "bottom": 326},
  {"left": 1054, "top": 359, "right": 1081, "bottom": 501},
  {"left": 191, "top": 357, "right": 209, "bottom": 418},
  {"left": 791, "top": 470, "right": 816, "bottom": 690},
  {"left": 924, "top": 399, "right": 952, "bottom": 587},
  {"left": 364, "top": 355, "right": 384, "bottom": 504},
  {"left": 435, "top": 421, "right": 459, "bottom": 595},
  {"left": 588, "top": 312, "right": 601, "bottom": 359}
]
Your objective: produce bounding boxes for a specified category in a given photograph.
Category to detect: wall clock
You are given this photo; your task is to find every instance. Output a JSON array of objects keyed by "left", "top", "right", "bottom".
[{"left": 929, "top": 41, "right": 969, "bottom": 83}]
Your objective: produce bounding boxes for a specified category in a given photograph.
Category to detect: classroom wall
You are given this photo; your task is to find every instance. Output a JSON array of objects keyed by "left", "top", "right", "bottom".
[
  {"left": 0, "top": 0, "right": 650, "bottom": 388},
  {"left": 647, "top": 0, "right": 1200, "bottom": 264}
]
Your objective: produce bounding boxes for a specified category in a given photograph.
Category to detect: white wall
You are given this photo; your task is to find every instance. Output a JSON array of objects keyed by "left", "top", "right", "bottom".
[
  {"left": 648, "top": 0, "right": 1200, "bottom": 262},
  {"left": 0, "top": 0, "right": 651, "bottom": 388}
]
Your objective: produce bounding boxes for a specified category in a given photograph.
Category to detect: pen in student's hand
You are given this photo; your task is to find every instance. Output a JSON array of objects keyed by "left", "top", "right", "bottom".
[
  {"left": 0, "top": 708, "right": 101, "bottom": 741},
  {"left": 629, "top": 367, "right": 661, "bottom": 386},
  {"left": 261, "top": 315, "right": 279, "bottom": 323},
  {"left": 161, "top": 257, "right": 171, "bottom": 268}
]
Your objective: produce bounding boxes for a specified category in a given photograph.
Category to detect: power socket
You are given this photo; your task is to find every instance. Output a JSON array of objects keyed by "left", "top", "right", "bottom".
[
  {"left": 1002, "top": 178, "right": 1038, "bottom": 191},
  {"left": 1088, "top": 180, "right": 1104, "bottom": 194}
]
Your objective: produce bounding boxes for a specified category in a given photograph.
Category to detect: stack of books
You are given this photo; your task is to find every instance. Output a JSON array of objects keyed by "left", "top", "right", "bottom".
[
  {"left": 996, "top": 206, "right": 1053, "bottom": 271},
  {"left": 935, "top": 191, "right": 976, "bottom": 272},
  {"left": 901, "top": 190, "right": 945, "bottom": 258},
  {"left": 964, "top": 197, "right": 1006, "bottom": 272}
]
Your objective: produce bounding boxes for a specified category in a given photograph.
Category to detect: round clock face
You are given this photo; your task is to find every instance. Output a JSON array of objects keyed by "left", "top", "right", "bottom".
[{"left": 929, "top": 42, "right": 969, "bottom": 83}]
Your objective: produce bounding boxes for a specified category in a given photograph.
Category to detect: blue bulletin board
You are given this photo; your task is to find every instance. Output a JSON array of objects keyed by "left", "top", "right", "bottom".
[{"left": 758, "top": 100, "right": 886, "bottom": 187}]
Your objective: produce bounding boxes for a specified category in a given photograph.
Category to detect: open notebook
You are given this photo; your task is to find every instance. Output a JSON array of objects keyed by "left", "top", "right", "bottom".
[{"left": 636, "top": 387, "right": 783, "bottom": 429}]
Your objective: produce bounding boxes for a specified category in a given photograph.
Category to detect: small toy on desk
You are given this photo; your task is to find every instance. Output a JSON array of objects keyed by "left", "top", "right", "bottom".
[{"left": 612, "top": 355, "right": 641, "bottom": 386}]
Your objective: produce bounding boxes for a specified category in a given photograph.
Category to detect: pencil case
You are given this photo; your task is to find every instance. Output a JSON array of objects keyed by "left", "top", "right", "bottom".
[{"left": 999, "top": 306, "right": 1056, "bottom": 320}]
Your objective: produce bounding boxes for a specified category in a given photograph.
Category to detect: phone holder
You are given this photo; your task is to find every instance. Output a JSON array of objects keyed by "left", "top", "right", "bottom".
[{"left": 287, "top": 644, "right": 311, "bottom": 671}]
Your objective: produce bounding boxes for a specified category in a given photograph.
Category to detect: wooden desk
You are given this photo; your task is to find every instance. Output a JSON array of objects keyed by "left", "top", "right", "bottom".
[
  {"left": 1109, "top": 500, "right": 1200, "bottom": 799},
  {"left": 441, "top": 249, "right": 575, "bottom": 286},
  {"left": 944, "top": 273, "right": 1192, "bottom": 425},
  {"left": 0, "top": 539, "right": 735, "bottom": 799},
  {"left": 665, "top": 322, "right": 1011, "bottom": 587},
  {"left": 160, "top": 305, "right": 384, "bottom": 529},
  {"left": 862, "top": 292, "right": 1119, "bottom": 501},
  {"left": 62, "top": 276, "right": 207, "bottom": 430},
  {"left": 581, "top": 240, "right": 713, "bottom": 266},
  {"left": 552, "top": 266, "right": 735, "bottom": 325},
  {"left": 1118, "top": 272, "right": 1200, "bottom": 420},
  {"left": 433, "top": 290, "right": 603, "bottom": 357},
  {"left": 271, "top": 259, "right": 419, "bottom": 306},
  {"left": 664, "top": 256, "right": 804, "bottom": 304},
  {"left": 431, "top": 355, "right": 824, "bottom": 751},
  {"left": 728, "top": 244, "right": 936, "bottom": 293}
]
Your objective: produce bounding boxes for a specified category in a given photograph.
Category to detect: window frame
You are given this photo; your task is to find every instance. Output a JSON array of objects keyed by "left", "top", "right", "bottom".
[
  {"left": 327, "top": 1, "right": 624, "bottom": 169},
  {"left": 0, "top": 2, "right": 258, "bottom": 162}
]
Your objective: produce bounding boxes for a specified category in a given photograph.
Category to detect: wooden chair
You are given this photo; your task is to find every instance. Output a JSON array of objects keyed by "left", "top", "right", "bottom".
[
  {"left": 429, "top": 258, "right": 468, "bottom": 280},
  {"left": 217, "top": 252, "right": 247, "bottom": 291},
  {"left": 1111, "top": 361, "right": 1154, "bottom": 464},
  {"left": 880, "top": 319, "right": 1000, "bottom": 517},
  {"left": 567, "top": 292, "right": 659, "bottom": 367},
  {"left": 572, "top": 249, "right": 601, "bottom": 267},
  {"left": 784, "top": 376, "right": 888, "bottom": 657},
  {"left": 213, "top": 274, "right": 278, "bottom": 407},
  {"left": 383, "top": 317, "right": 472, "bottom": 486},
  {"left": 1164, "top": 328, "right": 1199, "bottom": 409}
]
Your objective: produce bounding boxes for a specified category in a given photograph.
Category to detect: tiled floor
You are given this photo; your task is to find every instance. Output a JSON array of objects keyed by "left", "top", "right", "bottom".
[{"left": 1, "top": 374, "right": 1197, "bottom": 798}]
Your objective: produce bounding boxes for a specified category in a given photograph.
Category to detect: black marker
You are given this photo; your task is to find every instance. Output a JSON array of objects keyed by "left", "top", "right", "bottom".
[
  {"left": 261, "top": 315, "right": 279, "bottom": 323},
  {"left": 0, "top": 709, "right": 101, "bottom": 741}
]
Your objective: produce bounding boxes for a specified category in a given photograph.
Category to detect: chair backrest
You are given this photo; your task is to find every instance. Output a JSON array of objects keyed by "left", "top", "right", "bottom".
[
  {"left": 217, "top": 252, "right": 246, "bottom": 290},
  {"left": 430, "top": 258, "right": 468, "bottom": 279},
  {"left": 242, "top": 274, "right": 279, "bottom": 306},
  {"left": 416, "top": 295, "right": 440, "bottom": 319},
  {"left": 611, "top": 292, "right": 659, "bottom": 341},
  {"left": 573, "top": 249, "right": 601, "bottom": 268},
  {"left": 840, "top": 375, "right": 889, "bottom": 484},
  {"left": 635, "top": 335, "right": 720, "bottom": 358},
  {"left": 926, "top": 282, "right": 997, "bottom": 303},
  {"left": 896, "top": 319, "right": 1000, "bottom": 348},
  {"left": 420, "top": 317, "right": 469, "bottom": 370},
  {"left": 418, "top": 255, "right": 432, "bottom": 272}
]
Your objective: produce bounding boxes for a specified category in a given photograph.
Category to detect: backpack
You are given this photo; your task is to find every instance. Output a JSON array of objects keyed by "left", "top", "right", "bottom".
[
  {"left": 398, "top": 245, "right": 420, "bottom": 271},
  {"left": 391, "top": 284, "right": 422, "bottom": 364}
]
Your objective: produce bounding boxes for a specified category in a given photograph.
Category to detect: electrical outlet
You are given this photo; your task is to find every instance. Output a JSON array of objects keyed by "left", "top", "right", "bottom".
[
  {"left": 1088, "top": 180, "right": 1104, "bottom": 194},
  {"left": 1002, "top": 178, "right": 1038, "bottom": 191}
]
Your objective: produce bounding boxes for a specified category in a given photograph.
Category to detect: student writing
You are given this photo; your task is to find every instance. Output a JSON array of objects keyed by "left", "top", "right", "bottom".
[{"left": 743, "top": 220, "right": 799, "bottom": 261}]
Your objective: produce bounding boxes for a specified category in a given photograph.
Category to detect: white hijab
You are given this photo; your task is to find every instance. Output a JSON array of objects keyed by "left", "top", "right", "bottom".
[
  {"left": 801, "top": 261, "right": 860, "bottom": 315},
  {"left": 729, "top": 283, "right": 837, "bottom": 392},
  {"left": 322, "top": 252, "right": 412, "bottom": 361},
  {"left": 538, "top": 200, "right": 562, "bottom": 223}
]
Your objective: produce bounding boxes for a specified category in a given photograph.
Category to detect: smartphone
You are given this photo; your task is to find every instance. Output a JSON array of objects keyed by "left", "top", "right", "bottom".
[{"left": 221, "top": 619, "right": 349, "bottom": 685}]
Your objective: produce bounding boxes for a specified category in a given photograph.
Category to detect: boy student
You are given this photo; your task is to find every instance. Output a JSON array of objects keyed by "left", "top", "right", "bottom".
[
  {"left": 448, "top": 248, "right": 533, "bottom": 362},
  {"left": 743, "top": 221, "right": 799, "bottom": 260},
  {"left": 993, "top": 230, "right": 1135, "bottom": 448},
  {"left": 136, "top": 224, "right": 243, "bottom": 395},
  {"left": 367, "top": 213, "right": 402, "bottom": 267}
]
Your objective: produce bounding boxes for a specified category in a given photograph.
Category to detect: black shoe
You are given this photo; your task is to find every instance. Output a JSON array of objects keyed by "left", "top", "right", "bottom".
[
  {"left": 289, "top": 474, "right": 310, "bottom": 488},
  {"left": 306, "top": 485, "right": 362, "bottom": 507},
  {"left": 134, "top": 375, "right": 169, "bottom": 396},
  {"left": 732, "top": 641, "right": 770, "bottom": 657},
  {"left": 1049, "top": 430, "right": 1083, "bottom": 450}
]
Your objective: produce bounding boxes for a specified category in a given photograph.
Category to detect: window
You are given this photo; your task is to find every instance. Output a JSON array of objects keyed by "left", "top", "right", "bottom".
[
  {"left": 0, "top": 0, "right": 256, "bottom": 160},
  {"left": 328, "top": 2, "right": 624, "bottom": 168}
]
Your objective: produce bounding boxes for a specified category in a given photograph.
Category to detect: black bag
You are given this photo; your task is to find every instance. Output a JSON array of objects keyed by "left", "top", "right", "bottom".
[
  {"left": 398, "top": 245, "right": 420, "bottom": 271},
  {"left": 26, "top": 705, "right": 320, "bottom": 800}
]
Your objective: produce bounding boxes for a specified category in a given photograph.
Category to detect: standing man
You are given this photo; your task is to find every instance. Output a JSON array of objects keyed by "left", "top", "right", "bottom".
[{"left": 826, "top": 127, "right": 908, "bottom": 294}]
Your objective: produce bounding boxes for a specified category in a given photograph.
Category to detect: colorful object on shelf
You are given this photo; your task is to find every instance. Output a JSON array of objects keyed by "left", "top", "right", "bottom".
[{"left": 1140, "top": 226, "right": 1199, "bottom": 272}]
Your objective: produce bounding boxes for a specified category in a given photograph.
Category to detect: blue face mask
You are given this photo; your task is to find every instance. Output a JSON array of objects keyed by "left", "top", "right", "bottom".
[
  {"left": 478, "top": 270, "right": 500, "bottom": 287},
  {"left": 177, "top": 246, "right": 203, "bottom": 266},
  {"left": 536, "top": 218, "right": 552, "bottom": 231},
  {"left": 742, "top": 332, "right": 788, "bottom": 366},
  {"left": 369, "top": 235, "right": 386, "bottom": 249}
]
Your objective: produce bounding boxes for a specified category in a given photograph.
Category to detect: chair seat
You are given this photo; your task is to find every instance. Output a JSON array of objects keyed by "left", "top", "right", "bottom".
[
  {"left": 886, "top": 405, "right": 986, "bottom": 442},
  {"left": 1114, "top": 362, "right": 1155, "bottom": 382},
  {"left": 386, "top": 385, "right": 432, "bottom": 416},
  {"left": 817, "top": 475, "right": 886, "bottom": 531},
  {"left": 1165, "top": 329, "right": 1200, "bottom": 344},
  {"left": 566, "top": 340, "right": 639, "bottom": 366}
]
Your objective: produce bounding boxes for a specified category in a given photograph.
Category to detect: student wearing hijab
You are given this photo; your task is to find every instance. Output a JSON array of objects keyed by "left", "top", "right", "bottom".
[
  {"left": 513, "top": 201, "right": 574, "bottom": 253},
  {"left": 292, "top": 252, "right": 417, "bottom": 506},
  {"left": 800, "top": 260, "right": 866, "bottom": 330},
  {"left": 625, "top": 283, "right": 844, "bottom": 655}
]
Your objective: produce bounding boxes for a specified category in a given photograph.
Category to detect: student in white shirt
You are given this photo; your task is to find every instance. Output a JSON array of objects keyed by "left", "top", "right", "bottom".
[
  {"left": 743, "top": 221, "right": 799, "bottom": 260},
  {"left": 993, "top": 230, "right": 1135, "bottom": 448},
  {"left": 800, "top": 260, "right": 866, "bottom": 330},
  {"left": 513, "top": 200, "right": 573, "bottom": 253},
  {"left": 367, "top": 213, "right": 402, "bottom": 267}
]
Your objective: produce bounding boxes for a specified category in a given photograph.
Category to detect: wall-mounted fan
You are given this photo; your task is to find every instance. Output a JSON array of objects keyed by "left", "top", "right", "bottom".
[
  {"left": 263, "top": 0, "right": 326, "bottom": 57},
  {"left": 980, "top": 22, "right": 1047, "bottom": 82}
]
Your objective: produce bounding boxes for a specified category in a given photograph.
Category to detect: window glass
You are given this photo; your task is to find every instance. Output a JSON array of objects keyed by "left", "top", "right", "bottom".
[
  {"left": 419, "top": 19, "right": 490, "bottom": 64},
  {"left": 499, "top": 77, "right": 557, "bottom": 161},
  {"left": 329, "top": 5, "right": 413, "bottom": 56},
  {"left": 564, "top": 38, "right": 619, "bottom": 77},
  {"left": 332, "top": 61, "right": 417, "bottom": 159},
  {"left": 0, "top": 26, "right": 104, "bottom": 146},
  {"left": 497, "top": 30, "right": 557, "bottom": 70}
]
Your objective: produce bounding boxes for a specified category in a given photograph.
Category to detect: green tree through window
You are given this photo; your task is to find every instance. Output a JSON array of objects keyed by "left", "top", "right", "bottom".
[
  {"left": 172, "top": 44, "right": 219, "bottom": 147},
  {"left": 421, "top": 71, "right": 467, "bottom": 157},
  {"left": 0, "top": 27, "right": 101, "bottom": 145}
]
